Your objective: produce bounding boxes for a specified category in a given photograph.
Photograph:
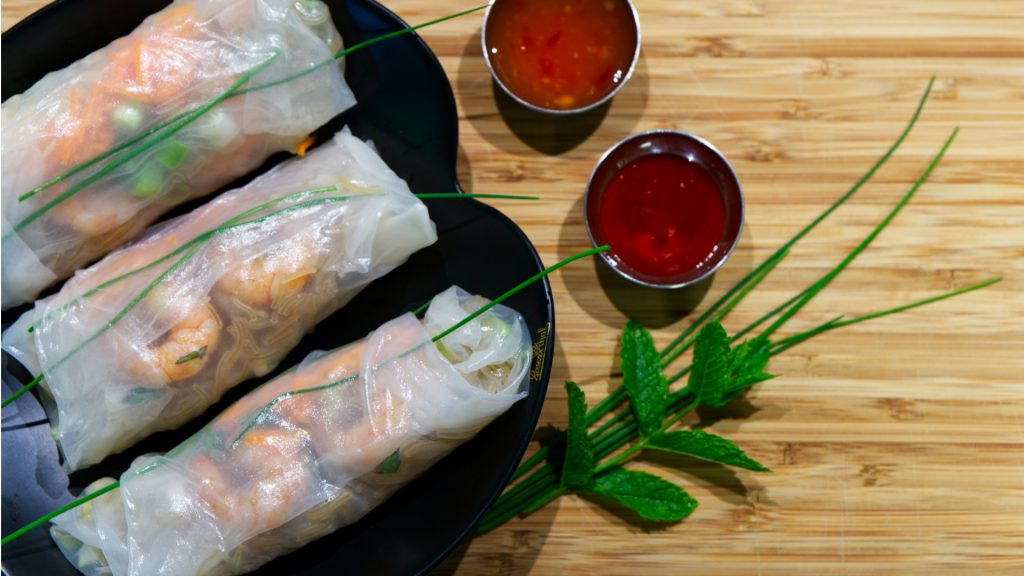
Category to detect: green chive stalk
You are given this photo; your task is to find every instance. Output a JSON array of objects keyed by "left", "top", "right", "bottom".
[
  {"left": 500, "top": 76, "right": 936, "bottom": 489},
  {"left": 24, "top": 191, "right": 534, "bottom": 333},
  {"left": 4, "top": 194, "right": 355, "bottom": 409},
  {"left": 0, "top": 246, "right": 609, "bottom": 546},
  {"left": 478, "top": 87, "right": 987, "bottom": 533},
  {"left": 475, "top": 274, "right": 997, "bottom": 533},
  {"left": 26, "top": 185, "right": 341, "bottom": 333},
  {"left": 5, "top": 52, "right": 282, "bottom": 240},
  {"left": 8, "top": 4, "right": 489, "bottom": 231},
  {"left": 3, "top": 191, "right": 537, "bottom": 409},
  {"left": 656, "top": 76, "right": 936, "bottom": 363}
]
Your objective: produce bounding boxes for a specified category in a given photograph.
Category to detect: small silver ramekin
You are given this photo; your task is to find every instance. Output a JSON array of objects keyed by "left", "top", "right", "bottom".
[
  {"left": 480, "top": 0, "right": 642, "bottom": 115},
  {"left": 584, "top": 130, "right": 745, "bottom": 289}
]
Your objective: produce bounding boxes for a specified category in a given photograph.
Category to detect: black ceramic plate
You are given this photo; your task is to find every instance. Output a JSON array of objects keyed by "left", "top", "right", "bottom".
[{"left": 1, "top": 1, "right": 554, "bottom": 574}]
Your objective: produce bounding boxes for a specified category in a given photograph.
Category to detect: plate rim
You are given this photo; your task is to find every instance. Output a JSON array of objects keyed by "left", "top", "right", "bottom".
[{"left": 0, "top": 0, "right": 554, "bottom": 573}]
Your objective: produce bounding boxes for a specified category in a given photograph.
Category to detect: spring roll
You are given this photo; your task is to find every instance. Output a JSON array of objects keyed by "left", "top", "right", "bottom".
[
  {"left": 2, "top": 127, "right": 437, "bottom": 471},
  {"left": 50, "top": 286, "right": 530, "bottom": 576},
  {"left": 1, "top": 0, "right": 355, "bottom": 308}
]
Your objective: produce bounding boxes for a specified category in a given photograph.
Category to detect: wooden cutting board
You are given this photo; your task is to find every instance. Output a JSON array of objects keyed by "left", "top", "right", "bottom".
[{"left": 5, "top": 1, "right": 1022, "bottom": 574}]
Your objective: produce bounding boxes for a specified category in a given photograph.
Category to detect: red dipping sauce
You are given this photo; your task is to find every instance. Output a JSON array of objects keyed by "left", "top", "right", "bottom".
[
  {"left": 599, "top": 154, "right": 726, "bottom": 278},
  {"left": 484, "top": 0, "right": 639, "bottom": 111}
]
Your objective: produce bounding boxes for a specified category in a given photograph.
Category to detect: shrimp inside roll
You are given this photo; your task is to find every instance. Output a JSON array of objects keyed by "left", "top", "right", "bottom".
[
  {"left": 2, "top": 0, "right": 355, "bottom": 309},
  {"left": 3, "top": 127, "right": 437, "bottom": 471},
  {"left": 51, "top": 286, "right": 531, "bottom": 576}
]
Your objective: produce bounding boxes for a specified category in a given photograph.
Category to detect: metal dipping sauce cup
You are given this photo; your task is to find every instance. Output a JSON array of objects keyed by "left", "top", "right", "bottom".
[
  {"left": 481, "top": 0, "right": 641, "bottom": 115},
  {"left": 584, "top": 130, "right": 745, "bottom": 289}
]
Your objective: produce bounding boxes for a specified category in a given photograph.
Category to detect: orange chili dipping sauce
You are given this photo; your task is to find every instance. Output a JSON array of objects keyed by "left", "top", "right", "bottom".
[{"left": 484, "top": 0, "right": 638, "bottom": 111}]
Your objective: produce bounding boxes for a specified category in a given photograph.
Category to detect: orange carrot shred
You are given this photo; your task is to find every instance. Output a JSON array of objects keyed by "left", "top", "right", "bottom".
[
  {"left": 295, "top": 135, "right": 316, "bottom": 156},
  {"left": 81, "top": 85, "right": 104, "bottom": 154},
  {"left": 133, "top": 40, "right": 146, "bottom": 93},
  {"left": 154, "top": 3, "right": 195, "bottom": 27},
  {"left": 59, "top": 88, "right": 82, "bottom": 165}
]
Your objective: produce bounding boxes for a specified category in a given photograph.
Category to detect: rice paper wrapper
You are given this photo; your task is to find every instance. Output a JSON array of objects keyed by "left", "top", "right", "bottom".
[
  {"left": 2, "top": 127, "right": 437, "bottom": 471},
  {"left": 51, "top": 286, "right": 530, "bottom": 576},
  {"left": 1, "top": 0, "right": 354, "bottom": 309}
]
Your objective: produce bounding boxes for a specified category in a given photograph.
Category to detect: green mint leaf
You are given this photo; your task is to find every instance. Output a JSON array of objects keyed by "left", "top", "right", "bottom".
[
  {"left": 705, "top": 335, "right": 776, "bottom": 408},
  {"left": 375, "top": 449, "right": 401, "bottom": 474},
  {"left": 561, "top": 381, "right": 594, "bottom": 488},
  {"left": 620, "top": 320, "right": 668, "bottom": 438},
  {"left": 647, "top": 429, "right": 770, "bottom": 472},
  {"left": 175, "top": 345, "right": 207, "bottom": 365},
  {"left": 688, "top": 321, "right": 730, "bottom": 405},
  {"left": 584, "top": 467, "right": 698, "bottom": 522},
  {"left": 730, "top": 335, "right": 773, "bottom": 385}
]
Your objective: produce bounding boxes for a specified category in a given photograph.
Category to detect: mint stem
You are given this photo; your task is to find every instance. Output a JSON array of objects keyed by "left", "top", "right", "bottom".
[{"left": 520, "top": 486, "right": 566, "bottom": 516}]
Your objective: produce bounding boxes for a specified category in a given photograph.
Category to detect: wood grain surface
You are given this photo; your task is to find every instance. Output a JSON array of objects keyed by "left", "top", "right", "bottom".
[{"left": 4, "top": 1, "right": 1023, "bottom": 574}]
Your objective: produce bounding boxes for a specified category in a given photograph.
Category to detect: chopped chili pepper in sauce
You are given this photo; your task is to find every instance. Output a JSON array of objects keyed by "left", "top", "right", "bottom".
[{"left": 486, "top": 0, "right": 637, "bottom": 110}]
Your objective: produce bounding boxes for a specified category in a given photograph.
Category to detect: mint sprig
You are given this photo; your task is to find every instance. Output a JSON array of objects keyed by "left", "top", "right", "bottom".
[
  {"left": 687, "top": 321, "right": 730, "bottom": 406},
  {"left": 559, "top": 380, "right": 697, "bottom": 521},
  {"left": 689, "top": 323, "right": 776, "bottom": 409},
  {"left": 561, "top": 381, "right": 594, "bottom": 488},
  {"left": 621, "top": 320, "right": 668, "bottom": 438},
  {"left": 585, "top": 467, "right": 698, "bottom": 522},
  {"left": 647, "top": 430, "right": 770, "bottom": 472},
  {"left": 552, "top": 322, "right": 752, "bottom": 524},
  {"left": 477, "top": 79, "right": 1001, "bottom": 534}
]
